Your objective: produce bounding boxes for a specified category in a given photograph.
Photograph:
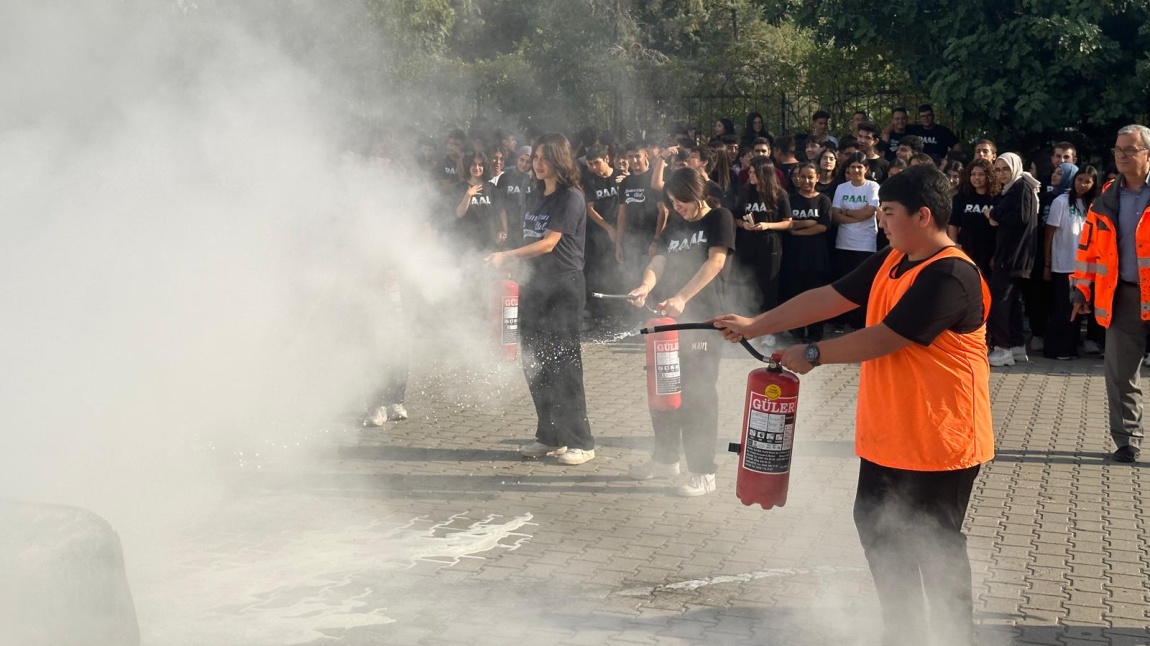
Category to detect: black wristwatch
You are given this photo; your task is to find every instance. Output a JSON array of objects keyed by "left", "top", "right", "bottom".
[{"left": 804, "top": 342, "right": 821, "bottom": 367}]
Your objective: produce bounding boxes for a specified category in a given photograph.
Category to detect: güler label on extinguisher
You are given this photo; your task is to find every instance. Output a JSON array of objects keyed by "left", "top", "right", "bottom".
[
  {"left": 502, "top": 297, "right": 519, "bottom": 344},
  {"left": 654, "top": 340, "right": 681, "bottom": 395},
  {"left": 743, "top": 387, "right": 797, "bottom": 474}
]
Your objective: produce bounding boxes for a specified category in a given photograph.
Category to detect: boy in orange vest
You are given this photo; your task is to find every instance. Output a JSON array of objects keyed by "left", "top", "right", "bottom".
[{"left": 712, "top": 164, "right": 994, "bottom": 645}]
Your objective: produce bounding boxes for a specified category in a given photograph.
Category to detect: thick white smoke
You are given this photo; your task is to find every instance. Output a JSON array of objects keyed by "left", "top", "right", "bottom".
[{"left": 0, "top": 0, "right": 467, "bottom": 528}]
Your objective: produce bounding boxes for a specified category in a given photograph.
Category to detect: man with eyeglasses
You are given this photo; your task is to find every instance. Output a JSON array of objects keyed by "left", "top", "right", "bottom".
[{"left": 1071, "top": 125, "right": 1150, "bottom": 463}]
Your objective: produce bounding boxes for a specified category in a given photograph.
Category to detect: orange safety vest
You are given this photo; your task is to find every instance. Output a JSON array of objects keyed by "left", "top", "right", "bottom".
[
  {"left": 1072, "top": 178, "right": 1150, "bottom": 327},
  {"left": 855, "top": 246, "right": 995, "bottom": 471}
]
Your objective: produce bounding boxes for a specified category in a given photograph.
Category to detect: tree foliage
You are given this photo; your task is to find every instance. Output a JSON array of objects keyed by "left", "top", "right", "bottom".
[{"left": 804, "top": 0, "right": 1150, "bottom": 142}]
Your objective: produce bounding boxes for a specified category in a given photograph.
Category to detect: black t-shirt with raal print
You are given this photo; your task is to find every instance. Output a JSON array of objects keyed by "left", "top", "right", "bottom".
[
  {"left": 522, "top": 186, "right": 587, "bottom": 276},
  {"left": 654, "top": 207, "right": 737, "bottom": 320}
]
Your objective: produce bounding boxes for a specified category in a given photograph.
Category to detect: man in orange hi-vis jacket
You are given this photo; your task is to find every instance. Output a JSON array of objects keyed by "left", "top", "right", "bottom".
[
  {"left": 1071, "top": 124, "right": 1150, "bottom": 465},
  {"left": 711, "top": 164, "right": 993, "bottom": 646}
]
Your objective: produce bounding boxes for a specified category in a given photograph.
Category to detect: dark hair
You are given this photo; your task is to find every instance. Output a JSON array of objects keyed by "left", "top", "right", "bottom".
[
  {"left": 974, "top": 139, "right": 997, "bottom": 154},
  {"left": 666, "top": 167, "right": 720, "bottom": 211},
  {"left": 792, "top": 162, "right": 819, "bottom": 191},
  {"left": 720, "top": 134, "right": 739, "bottom": 146},
  {"left": 839, "top": 135, "right": 859, "bottom": 151},
  {"left": 857, "top": 122, "right": 879, "bottom": 137},
  {"left": 532, "top": 133, "right": 581, "bottom": 190},
  {"left": 624, "top": 141, "right": 644, "bottom": 154},
  {"left": 752, "top": 137, "right": 772, "bottom": 149},
  {"left": 898, "top": 135, "right": 924, "bottom": 154},
  {"left": 769, "top": 136, "right": 792, "bottom": 156},
  {"left": 448, "top": 129, "right": 466, "bottom": 142},
  {"left": 744, "top": 112, "right": 766, "bottom": 137},
  {"left": 918, "top": 104, "right": 934, "bottom": 114},
  {"left": 1053, "top": 141, "right": 1077, "bottom": 155},
  {"left": 1075, "top": 165, "right": 1100, "bottom": 207},
  {"left": 853, "top": 110, "right": 868, "bottom": 119},
  {"left": 891, "top": 159, "right": 909, "bottom": 170},
  {"left": 946, "top": 161, "right": 964, "bottom": 177},
  {"left": 711, "top": 146, "right": 734, "bottom": 192},
  {"left": 910, "top": 153, "right": 935, "bottom": 166},
  {"left": 749, "top": 156, "right": 781, "bottom": 211},
  {"left": 460, "top": 149, "right": 488, "bottom": 179},
  {"left": 812, "top": 110, "right": 830, "bottom": 122},
  {"left": 671, "top": 147, "right": 692, "bottom": 165},
  {"left": 716, "top": 118, "right": 736, "bottom": 138},
  {"left": 961, "top": 158, "right": 1001, "bottom": 197},
  {"left": 585, "top": 144, "right": 610, "bottom": 162},
  {"left": 892, "top": 106, "right": 908, "bottom": 116},
  {"left": 878, "top": 164, "right": 953, "bottom": 229}
]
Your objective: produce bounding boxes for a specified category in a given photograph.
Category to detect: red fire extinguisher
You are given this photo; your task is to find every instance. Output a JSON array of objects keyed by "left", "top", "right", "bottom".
[
  {"left": 644, "top": 316, "right": 681, "bottom": 410},
  {"left": 491, "top": 278, "right": 519, "bottom": 361},
  {"left": 639, "top": 322, "right": 800, "bottom": 510},
  {"left": 731, "top": 359, "right": 800, "bottom": 509}
]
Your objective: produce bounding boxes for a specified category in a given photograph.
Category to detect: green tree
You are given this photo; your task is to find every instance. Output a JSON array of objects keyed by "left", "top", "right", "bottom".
[{"left": 804, "top": 0, "right": 1150, "bottom": 142}]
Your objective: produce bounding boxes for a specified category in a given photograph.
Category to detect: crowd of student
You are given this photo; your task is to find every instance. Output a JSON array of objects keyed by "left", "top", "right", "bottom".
[{"left": 419, "top": 104, "right": 1121, "bottom": 365}]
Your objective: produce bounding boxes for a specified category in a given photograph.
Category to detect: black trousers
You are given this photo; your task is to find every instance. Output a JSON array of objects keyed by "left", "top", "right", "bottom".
[
  {"left": 835, "top": 249, "right": 872, "bottom": 329},
  {"left": 988, "top": 272, "right": 1026, "bottom": 349},
  {"left": 648, "top": 331, "right": 723, "bottom": 474},
  {"left": 584, "top": 224, "right": 623, "bottom": 320},
  {"left": 854, "top": 458, "right": 980, "bottom": 646},
  {"left": 1044, "top": 273, "right": 1078, "bottom": 358},
  {"left": 520, "top": 272, "right": 595, "bottom": 450}
]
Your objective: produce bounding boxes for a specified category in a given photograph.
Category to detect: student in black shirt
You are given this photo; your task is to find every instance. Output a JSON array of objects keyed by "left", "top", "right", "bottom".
[
  {"left": 436, "top": 129, "right": 467, "bottom": 193},
  {"left": 772, "top": 135, "right": 801, "bottom": 192},
  {"left": 486, "top": 134, "right": 596, "bottom": 465},
  {"left": 454, "top": 151, "right": 503, "bottom": 251},
  {"left": 582, "top": 145, "right": 625, "bottom": 324},
  {"left": 947, "top": 159, "right": 1000, "bottom": 278},
  {"left": 904, "top": 104, "right": 960, "bottom": 159},
  {"left": 783, "top": 164, "right": 834, "bottom": 341},
  {"left": 881, "top": 106, "right": 910, "bottom": 161},
  {"left": 735, "top": 156, "right": 792, "bottom": 315},
  {"left": 493, "top": 146, "right": 534, "bottom": 248},
  {"left": 616, "top": 143, "right": 662, "bottom": 291},
  {"left": 856, "top": 122, "right": 890, "bottom": 184},
  {"left": 626, "top": 168, "right": 737, "bottom": 497}
]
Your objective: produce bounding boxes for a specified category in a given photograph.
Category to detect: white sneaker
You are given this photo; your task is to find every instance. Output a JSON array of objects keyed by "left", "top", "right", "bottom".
[
  {"left": 1010, "top": 346, "right": 1029, "bottom": 362},
  {"left": 676, "top": 472, "right": 716, "bottom": 497},
  {"left": 388, "top": 403, "right": 408, "bottom": 421},
  {"left": 556, "top": 448, "right": 595, "bottom": 465},
  {"left": 629, "top": 459, "right": 681, "bottom": 480},
  {"left": 1083, "top": 340, "right": 1102, "bottom": 355},
  {"left": 988, "top": 347, "right": 1015, "bottom": 367},
  {"left": 520, "top": 441, "right": 567, "bottom": 458},
  {"left": 363, "top": 406, "right": 387, "bottom": 427},
  {"left": 1030, "top": 336, "right": 1044, "bottom": 351}
]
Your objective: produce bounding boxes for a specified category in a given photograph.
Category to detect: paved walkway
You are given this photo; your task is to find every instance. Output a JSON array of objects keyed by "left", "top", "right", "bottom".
[{"left": 128, "top": 338, "right": 1150, "bottom": 645}]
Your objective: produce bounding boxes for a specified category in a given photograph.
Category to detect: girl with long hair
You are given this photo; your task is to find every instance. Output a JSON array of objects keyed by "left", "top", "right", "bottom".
[
  {"left": 486, "top": 133, "right": 596, "bottom": 465},
  {"left": 735, "top": 156, "right": 792, "bottom": 317},
  {"left": 947, "top": 158, "right": 1001, "bottom": 277},
  {"left": 626, "top": 168, "right": 737, "bottom": 496},
  {"left": 454, "top": 150, "right": 502, "bottom": 250}
]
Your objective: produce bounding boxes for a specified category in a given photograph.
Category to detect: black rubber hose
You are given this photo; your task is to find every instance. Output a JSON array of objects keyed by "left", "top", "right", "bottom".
[{"left": 639, "top": 322, "right": 771, "bottom": 364}]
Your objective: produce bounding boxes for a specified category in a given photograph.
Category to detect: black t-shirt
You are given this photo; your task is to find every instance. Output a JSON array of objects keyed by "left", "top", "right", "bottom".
[
  {"left": 583, "top": 171, "right": 623, "bottom": 225},
  {"left": 865, "top": 156, "right": 890, "bottom": 184},
  {"left": 654, "top": 207, "right": 737, "bottom": 320},
  {"left": 832, "top": 246, "right": 984, "bottom": 346},
  {"left": 782, "top": 192, "right": 833, "bottom": 273},
  {"left": 523, "top": 186, "right": 586, "bottom": 276},
  {"left": 458, "top": 180, "right": 498, "bottom": 247},
  {"left": 885, "top": 131, "right": 906, "bottom": 160},
  {"left": 950, "top": 193, "right": 996, "bottom": 275},
  {"left": 621, "top": 170, "right": 660, "bottom": 236},
  {"left": 493, "top": 170, "right": 529, "bottom": 220},
  {"left": 436, "top": 156, "right": 459, "bottom": 186},
  {"left": 905, "top": 125, "right": 959, "bottom": 159},
  {"left": 736, "top": 186, "right": 791, "bottom": 255}
]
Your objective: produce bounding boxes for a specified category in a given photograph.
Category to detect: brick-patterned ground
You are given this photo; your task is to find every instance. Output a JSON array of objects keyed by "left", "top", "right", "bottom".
[{"left": 129, "top": 338, "right": 1150, "bottom": 646}]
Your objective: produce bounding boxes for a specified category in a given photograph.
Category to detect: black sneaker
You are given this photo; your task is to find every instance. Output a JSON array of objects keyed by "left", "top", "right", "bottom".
[{"left": 1112, "top": 446, "right": 1140, "bottom": 463}]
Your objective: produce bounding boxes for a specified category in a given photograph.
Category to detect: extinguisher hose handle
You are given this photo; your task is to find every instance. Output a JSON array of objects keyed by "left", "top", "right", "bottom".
[{"left": 639, "top": 322, "right": 773, "bottom": 364}]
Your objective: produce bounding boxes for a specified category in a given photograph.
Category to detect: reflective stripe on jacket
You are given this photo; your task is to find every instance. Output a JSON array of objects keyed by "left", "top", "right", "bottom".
[
  {"left": 855, "top": 247, "right": 995, "bottom": 471},
  {"left": 1072, "top": 179, "right": 1150, "bottom": 327}
]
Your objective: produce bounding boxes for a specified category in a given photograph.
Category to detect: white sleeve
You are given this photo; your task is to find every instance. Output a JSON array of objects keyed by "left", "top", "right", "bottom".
[
  {"left": 866, "top": 182, "right": 880, "bottom": 207},
  {"left": 1047, "top": 195, "right": 1067, "bottom": 228}
]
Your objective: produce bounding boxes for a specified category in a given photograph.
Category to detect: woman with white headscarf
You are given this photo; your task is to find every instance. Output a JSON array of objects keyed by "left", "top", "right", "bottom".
[{"left": 986, "top": 152, "right": 1040, "bottom": 366}]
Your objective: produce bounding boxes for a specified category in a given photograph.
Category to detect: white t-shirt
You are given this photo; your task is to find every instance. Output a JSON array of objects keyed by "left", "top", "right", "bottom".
[
  {"left": 1046, "top": 193, "right": 1087, "bottom": 274},
  {"left": 832, "top": 180, "right": 880, "bottom": 252}
]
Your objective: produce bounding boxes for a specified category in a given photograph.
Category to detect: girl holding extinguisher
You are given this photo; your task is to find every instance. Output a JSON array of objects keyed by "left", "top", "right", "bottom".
[
  {"left": 627, "top": 167, "right": 737, "bottom": 496},
  {"left": 485, "top": 134, "right": 596, "bottom": 466}
]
